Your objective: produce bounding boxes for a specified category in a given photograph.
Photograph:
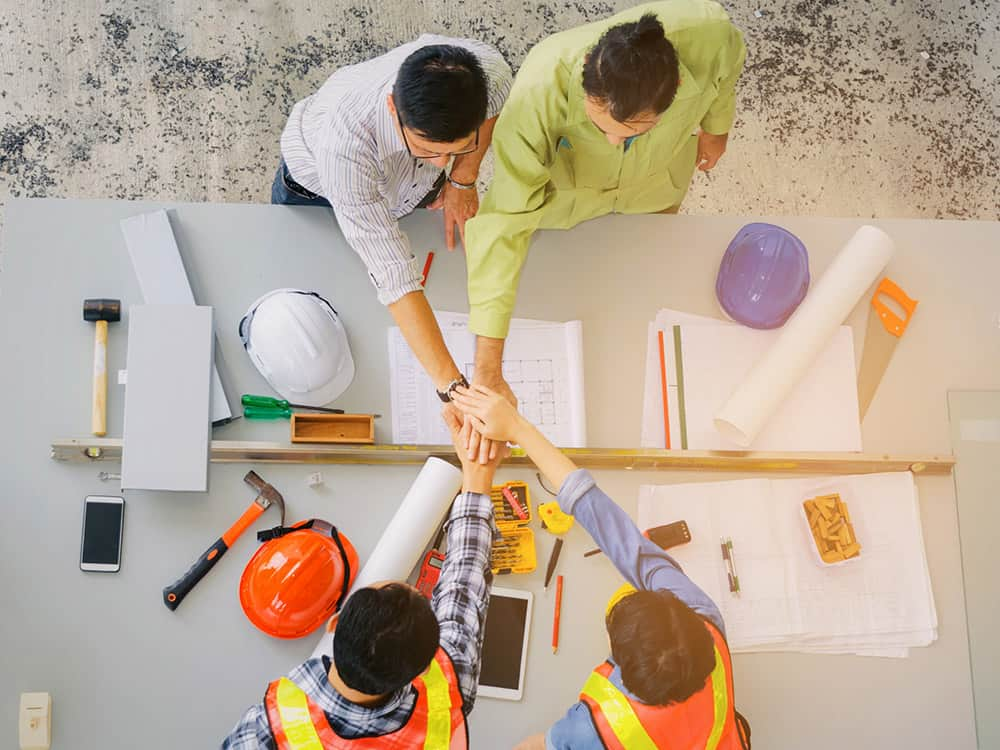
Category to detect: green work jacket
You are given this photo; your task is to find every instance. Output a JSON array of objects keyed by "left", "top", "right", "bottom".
[{"left": 466, "top": 0, "right": 746, "bottom": 338}]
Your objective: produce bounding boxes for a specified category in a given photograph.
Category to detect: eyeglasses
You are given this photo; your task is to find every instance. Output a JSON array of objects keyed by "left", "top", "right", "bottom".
[{"left": 396, "top": 109, "right": 479, "bottom": 158}]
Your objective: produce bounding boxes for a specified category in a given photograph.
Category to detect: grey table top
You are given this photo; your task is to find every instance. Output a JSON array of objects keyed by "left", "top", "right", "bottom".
[{"left": 2, "top": 197, "right": 997, "bottom": 749}]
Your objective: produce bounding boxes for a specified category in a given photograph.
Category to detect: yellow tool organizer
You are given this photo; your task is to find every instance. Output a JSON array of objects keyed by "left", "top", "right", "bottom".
[{"left": 489, "top": 481, "right": 537, "bottom": 575}]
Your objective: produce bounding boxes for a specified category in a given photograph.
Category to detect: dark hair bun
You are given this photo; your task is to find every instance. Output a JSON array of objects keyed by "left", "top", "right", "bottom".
[
  {"left": 632, "top": 13, "right": 666, "bottom": 46},
  {"left": 582, "top": 13, "right": 680, "bottom": 121}
]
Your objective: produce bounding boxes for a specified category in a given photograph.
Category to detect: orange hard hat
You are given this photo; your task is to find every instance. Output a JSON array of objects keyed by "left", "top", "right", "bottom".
[{"left": 240, "top": 519, "right": 359, "bottom": 639}]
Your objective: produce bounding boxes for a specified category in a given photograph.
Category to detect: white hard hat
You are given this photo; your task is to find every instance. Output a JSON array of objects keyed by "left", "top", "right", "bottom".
[{"left": 239, "top": 289, "right": 355, "bottom": 407}]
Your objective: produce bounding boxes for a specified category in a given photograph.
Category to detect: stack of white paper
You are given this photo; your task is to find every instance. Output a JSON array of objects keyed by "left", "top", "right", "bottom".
[
  {"left": 639, "top": 308, "right": 862, "bottom": 451},
  {"left": 389, "top": 312, "right": 586, "bottom": 447},
  {"left": 637, "top": 472, "right": 937, "bottom": 657}
]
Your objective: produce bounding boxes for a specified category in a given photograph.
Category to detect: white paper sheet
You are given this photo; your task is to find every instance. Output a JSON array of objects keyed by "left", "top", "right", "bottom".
[
  {"left": 120, "top": 209, "right": 233, "bottom": 424},
  {"left": 678, "top": 325, "right": 862, "bottom": 451},
  {"left": 640, "top": 309, "right": 730, "bottom": 448},
  {"left": 121, "top": 305, "right": 212, "bottom": 492},
  {"left": 639, "top": 309, "right": 862, "bottom": 452},
  {"left": 715, "top": 225, "right": 894, "bottom": 446},
  {"left": 638, "top": 472, "right": 936, "bottom": 656},
  {"left": 390, "top": 312, "right": 586, "bottom": 447},
  {"left": 311, "top": 457, "right": 462, "bottom": 658}
]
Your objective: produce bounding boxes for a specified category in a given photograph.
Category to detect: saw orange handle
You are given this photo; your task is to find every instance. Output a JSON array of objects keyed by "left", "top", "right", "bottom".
[{"left": 872, "top": 278, "right": 918, "bottom": 337}]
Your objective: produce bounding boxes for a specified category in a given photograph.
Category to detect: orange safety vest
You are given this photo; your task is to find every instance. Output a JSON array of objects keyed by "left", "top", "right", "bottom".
[
  {"left": 264, "top": 648, "right": 468, "bottom": 750},
  {"left": 580, "top": 621, "right": 748, "bottom": 750}
]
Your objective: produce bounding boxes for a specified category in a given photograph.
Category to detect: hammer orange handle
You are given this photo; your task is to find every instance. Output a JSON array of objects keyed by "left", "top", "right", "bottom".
[
  {"left": 163, "top": 501, "right": 267, "bottom": 611},
  {"left": 222, "top": 501, "right": 268, "bottom": 547}
]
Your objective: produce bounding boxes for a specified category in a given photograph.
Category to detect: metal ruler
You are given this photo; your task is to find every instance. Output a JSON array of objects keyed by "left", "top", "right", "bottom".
[{"left": 51, "top": 438, "right": 955, "bottom": 475}]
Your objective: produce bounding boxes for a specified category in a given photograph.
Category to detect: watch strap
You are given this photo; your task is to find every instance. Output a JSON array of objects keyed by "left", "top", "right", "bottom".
[{"left": 437, "top": 374, "right": 469, "bottom": 402}]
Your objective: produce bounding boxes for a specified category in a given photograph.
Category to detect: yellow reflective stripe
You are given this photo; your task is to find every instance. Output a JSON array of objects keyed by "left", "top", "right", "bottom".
[
  {"left": 421, "top": 658, "right": 453, "bottom": 750},
  {"left": 581, "top": 671, "right": 658, "bottom": 750},
  {"left": 275, "top": 678, "right": 325, "bottom": 750},
  {"left": 705, "top": 647, "right": 729, "bottom": 750}
]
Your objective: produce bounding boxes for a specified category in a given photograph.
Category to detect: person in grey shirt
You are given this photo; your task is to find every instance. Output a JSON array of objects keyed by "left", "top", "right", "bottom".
[
  {"left": 452, "top": 383, "right": 750, "bottom": 750},
  {"left": 274, "top": 38, "right": 512, "bottom": 447}
]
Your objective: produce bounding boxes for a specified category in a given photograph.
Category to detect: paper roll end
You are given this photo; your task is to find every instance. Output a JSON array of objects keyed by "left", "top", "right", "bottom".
[
  {"left": 424, "top": 455, "right": 462, "bottom": 478},
  {"left": 853, "top": 224, "right": 895, "bottom": 256},
  {"left": 714, "top": 416, "right": 753, "bottom": 448}
]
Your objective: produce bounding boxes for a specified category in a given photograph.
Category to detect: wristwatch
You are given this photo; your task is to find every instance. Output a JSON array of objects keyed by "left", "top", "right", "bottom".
[{"left": 437, "top": 374, "right": 469, "bottom": 402}]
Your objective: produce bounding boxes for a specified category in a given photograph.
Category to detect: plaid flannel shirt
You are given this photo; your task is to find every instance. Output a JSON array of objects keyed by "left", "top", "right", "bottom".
[{"left": 221, "top": 491, "right": 496, "bottom": 749}]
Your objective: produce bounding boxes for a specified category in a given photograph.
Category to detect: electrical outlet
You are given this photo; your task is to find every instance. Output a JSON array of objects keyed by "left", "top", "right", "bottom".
[{"left": 19, "top": 692, "right": 51, "bottom": 750}]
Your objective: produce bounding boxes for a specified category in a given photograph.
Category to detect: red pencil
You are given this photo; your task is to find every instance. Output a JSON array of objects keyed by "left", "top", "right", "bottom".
[
  {"left": 552, "top": 575, "right": 564, "bottom": 654},
  {"left": 658, "top": 329, "right": 671, "bottom": 449},
  {"left": 421, "top": 251, "right": 435, "bottom": 286}
]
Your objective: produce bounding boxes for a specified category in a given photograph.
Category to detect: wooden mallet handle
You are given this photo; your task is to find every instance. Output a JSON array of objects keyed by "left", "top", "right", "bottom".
[{"left": 92, "top": 319, "right": 108, "bottom": 436}]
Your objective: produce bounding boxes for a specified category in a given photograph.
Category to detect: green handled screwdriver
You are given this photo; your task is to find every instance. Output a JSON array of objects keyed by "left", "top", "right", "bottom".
[
  {"left": 244, "top": 404, "right": 295, "bottom": 419},
  {"left": 242, "top": 394, "right": 345, "bottom": 414}
]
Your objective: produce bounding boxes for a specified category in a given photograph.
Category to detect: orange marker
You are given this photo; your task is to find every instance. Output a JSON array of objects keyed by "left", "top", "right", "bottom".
[
  {"left": 421, "top": 251, "right": 435, "bottom": 287},
  {"left": 658, "top": 329, "right": 671, "bottom": 449},
  {"left": 552, "top": 574, "right": 564, "bottom": 654}
]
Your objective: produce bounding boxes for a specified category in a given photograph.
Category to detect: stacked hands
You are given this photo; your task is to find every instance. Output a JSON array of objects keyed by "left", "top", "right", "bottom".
[
  {"left": 440, "top": 379, "right": 519, "bottom": 466},
  {"left": 451, "top": 383, "right": 523, "bottom": 445},
  {"left": 441, "top": 383, "right": 525, "bottom": 482}
]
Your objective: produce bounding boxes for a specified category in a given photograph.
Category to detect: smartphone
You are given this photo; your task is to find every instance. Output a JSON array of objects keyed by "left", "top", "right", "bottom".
[
  {"left": 645, "top": 520, "right": 692, "bottom": 550},
  {"left": 585, "top": 520, "right": 692, "bottom": 559},
  {"left": 80, "top": 495, "right": 125, "bottom": 572}
]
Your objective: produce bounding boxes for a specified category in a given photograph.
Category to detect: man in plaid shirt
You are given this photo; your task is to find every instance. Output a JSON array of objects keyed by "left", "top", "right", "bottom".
[{"left": 222, "top": 409, "right": 500, "bottom": 749}]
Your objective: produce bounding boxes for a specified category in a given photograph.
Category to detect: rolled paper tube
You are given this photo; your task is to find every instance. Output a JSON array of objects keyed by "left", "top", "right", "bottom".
[
  {"left": 311, "top": 457, "right": 462, "bottom": 658},
  {"left": 714, "top": 225, "right": 894, "bottom": 447}
]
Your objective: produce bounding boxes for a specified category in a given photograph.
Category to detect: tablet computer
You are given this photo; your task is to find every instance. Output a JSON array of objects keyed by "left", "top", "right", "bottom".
[{"left": 478, "top": 586, "right": 533, "bottom": 701}]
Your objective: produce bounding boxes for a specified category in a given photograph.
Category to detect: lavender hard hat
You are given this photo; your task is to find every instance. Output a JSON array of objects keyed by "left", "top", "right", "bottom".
[{"left": 716, "top": 223, "right": 810, "bottom": 329}]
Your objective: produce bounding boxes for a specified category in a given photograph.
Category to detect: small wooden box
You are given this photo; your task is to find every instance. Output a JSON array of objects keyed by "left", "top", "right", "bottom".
[{"left": 290, "top": 414, "right": 375, "bottom": 444}]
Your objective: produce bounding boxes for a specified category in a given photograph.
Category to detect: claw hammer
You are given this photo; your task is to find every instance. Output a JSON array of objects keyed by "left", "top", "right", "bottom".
[{"left": 163, "top": 471, "right": 285, "bottom": 611}]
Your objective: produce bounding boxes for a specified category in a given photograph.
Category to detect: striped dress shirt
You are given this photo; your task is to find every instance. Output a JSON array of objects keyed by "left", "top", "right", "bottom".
[{"left": 280, "top": 35, "right": 513, "bottom": 306}]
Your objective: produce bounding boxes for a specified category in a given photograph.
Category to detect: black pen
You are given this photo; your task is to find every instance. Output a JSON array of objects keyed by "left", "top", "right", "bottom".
[
  {"left": 544, "top": 537, "right": 564, "bottom": 589},
  {"left": 720, "top": 537, "right": 740, "bottom": 595}
]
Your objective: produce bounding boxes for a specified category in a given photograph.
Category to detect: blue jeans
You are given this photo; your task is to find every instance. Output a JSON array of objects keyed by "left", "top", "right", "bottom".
[
  {"left": 271, "top": 160, "right": 332, "bottom": 207},
  {"left": 270, "top": 159, "right": 446, "bottom": 209}
]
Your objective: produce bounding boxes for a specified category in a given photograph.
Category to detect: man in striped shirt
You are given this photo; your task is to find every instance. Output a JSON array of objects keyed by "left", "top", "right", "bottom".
[{"left": 274, "top": 37, "right": 512, "bottom": 429}]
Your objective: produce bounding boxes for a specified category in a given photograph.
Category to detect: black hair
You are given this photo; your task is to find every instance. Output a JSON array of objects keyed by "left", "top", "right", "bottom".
[
  {"left": 582, "top": 13, "right": 680, "bottom": 122},
  {"left": 607, "top": 589, "right": 716, "bottom": 705},
  {"left": 333, "top": 584, "right": 440, "bottom": 696},
  {"left": 393, "top": 44, "right": 488, "bottom": 143}
]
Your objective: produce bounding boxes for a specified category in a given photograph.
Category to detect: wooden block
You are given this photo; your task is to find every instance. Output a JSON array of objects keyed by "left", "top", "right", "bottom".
[{"left": 290, "top": 413, "right": 375, "bottom": 444}]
